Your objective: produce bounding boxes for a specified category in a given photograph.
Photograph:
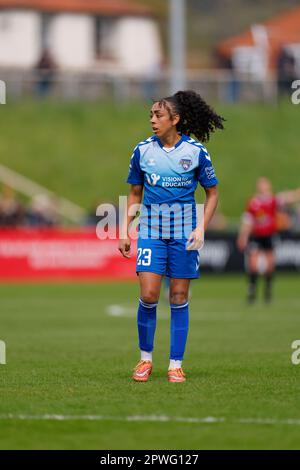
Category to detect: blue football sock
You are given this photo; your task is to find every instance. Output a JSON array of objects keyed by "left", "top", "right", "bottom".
[
  {"left": 170, "top": 302, "right": 189, "bottom": 360},
  {"left": 137, "top": 298, "right": 158, "bottom": 353}
]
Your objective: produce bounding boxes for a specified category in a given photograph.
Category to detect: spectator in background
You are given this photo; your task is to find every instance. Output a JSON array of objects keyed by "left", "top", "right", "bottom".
[
  {"left": 84, "top": 201, "right": 103, "bottom": 227},
  {"left": 226, "top": 57, "right": 241, "bottom": 104},
  {"left": 26, "top": 194, "right": 60, "bottom": 227},
  {"left": 84, "top": 200, "right": 120, "bottom": 228},
  {"left": 35, "top": 48, "right": 57, "bottom": 98},
  {"left": 0, "top": 185, "right": 25, "bottom": 226},
  {"left": 277, "top": 47, "right": 297, "bottom": 99},
  {"left": 218, "top": 54, "right": 241, "bottom": 103}
]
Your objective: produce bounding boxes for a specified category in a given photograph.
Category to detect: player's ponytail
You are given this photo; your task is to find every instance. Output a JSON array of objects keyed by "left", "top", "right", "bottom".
[{"left": 158, "top": 90, "right": 225, "bottom": 142}]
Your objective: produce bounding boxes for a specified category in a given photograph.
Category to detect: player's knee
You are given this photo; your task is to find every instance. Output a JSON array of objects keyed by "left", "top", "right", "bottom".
[
  {"left": 141, "top": 292, "right": 159, "bottom": 304},
  {"left": 170, "top": 291, "right": 188, "bottom": 305}
]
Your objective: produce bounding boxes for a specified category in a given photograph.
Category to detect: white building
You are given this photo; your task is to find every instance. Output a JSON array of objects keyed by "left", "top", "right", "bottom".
[{"left": 0, "top": 0, "right": 162, "bottom": 75}]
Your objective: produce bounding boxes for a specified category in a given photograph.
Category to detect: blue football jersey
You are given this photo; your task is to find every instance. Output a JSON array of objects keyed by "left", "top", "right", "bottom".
[{"left": 127, "top": 134, "right": 218, "bottom": 239}]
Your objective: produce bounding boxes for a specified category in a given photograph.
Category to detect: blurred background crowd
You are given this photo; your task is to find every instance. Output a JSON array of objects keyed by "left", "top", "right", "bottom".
[{"left": 1, "top": 182, "right": 300, "bottom": 235}]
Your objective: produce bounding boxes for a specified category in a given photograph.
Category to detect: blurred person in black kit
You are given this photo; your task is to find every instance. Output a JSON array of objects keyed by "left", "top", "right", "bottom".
[
  {"left": 35, "top": 48, "right": 57, "bottom": 97},
  {"left": 84, "top": 201, "right": 120, "bottom": 228},
  {"left": 0, "top": 185, "right": 25, "bottom": 227},
  {"left": 277, "top": 47, "right": 297, "bottom": 99}
]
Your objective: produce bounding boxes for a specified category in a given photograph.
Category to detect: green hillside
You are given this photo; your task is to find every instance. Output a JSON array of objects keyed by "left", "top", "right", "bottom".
[{"left": 0, "top": 100, "right": 299, "bottom": 218}]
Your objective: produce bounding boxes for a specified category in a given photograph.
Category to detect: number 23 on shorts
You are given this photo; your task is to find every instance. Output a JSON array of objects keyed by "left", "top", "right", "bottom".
[{"left": 137, "top": 248, "right": 152, "bottom": 266}]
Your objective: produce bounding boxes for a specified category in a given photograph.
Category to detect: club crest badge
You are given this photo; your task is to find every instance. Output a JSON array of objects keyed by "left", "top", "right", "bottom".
[{"left": 179, "top": 158, "right": 192, "bottom": 171}]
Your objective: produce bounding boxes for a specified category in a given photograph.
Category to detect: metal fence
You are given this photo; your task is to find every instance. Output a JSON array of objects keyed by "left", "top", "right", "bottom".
[{"left": 0, "top": 68, "right": 282, "bottom": 103}]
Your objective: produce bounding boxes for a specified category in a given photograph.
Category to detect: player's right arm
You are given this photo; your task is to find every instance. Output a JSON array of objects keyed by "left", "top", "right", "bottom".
[
  {"left": 118, "top": 184, "right": 143, "bottom": 258},
  {"left": 119, "top": 145, "right": 144, "bottom": 258}
]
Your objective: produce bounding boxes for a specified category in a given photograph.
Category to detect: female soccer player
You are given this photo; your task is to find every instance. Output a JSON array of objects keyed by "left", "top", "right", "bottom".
[
  {"left": 119, "top": 90, "right": 224, "bottom": 382},
  {"left": 237, "top": 177, "right": 300, "bottom": 304}
]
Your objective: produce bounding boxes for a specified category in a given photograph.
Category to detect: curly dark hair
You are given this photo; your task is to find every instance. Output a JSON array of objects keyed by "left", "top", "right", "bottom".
[{"left": 156, "top": 90, "right": 225, "bottom": 142}]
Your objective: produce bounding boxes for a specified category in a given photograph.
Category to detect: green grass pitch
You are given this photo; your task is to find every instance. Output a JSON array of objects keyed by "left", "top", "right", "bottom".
[{"left": 0, "top": 275, "right": 300, "bottom": 450}]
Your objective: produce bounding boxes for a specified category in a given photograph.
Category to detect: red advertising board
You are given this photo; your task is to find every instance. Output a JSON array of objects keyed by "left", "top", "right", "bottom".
[{"left": 0, "top": 229, "right": 137, "bottom": 281}]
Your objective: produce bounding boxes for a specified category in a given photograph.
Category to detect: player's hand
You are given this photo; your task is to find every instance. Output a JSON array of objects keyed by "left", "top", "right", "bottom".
[
  {"left": 186, "top": 228, "right": 204, "bottom": 251},
  {"left": 118, "top": 238, "right": 131, "bottom": 258}
]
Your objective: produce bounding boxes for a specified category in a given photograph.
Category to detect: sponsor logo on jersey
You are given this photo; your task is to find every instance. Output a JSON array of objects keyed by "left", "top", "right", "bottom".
[
  {"left": 146, "top": 173, "right": 161, "bottom": 186},
  {"left": 205, "top": 166, "right": 216, "bottom": 179},
  {"left": 179, "top": 158, "right": 192, "bottom": 171},
  {"left": 161, "top": 176, "right": 192, "bottom": 187}
]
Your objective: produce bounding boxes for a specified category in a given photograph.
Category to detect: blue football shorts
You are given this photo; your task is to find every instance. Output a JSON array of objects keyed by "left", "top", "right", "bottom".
[{"left": 136, "top": 237, "right": 200, "bottom": 279}]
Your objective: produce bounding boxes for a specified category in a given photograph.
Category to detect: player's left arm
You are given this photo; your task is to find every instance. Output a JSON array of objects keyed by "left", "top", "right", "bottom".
[
  {"left": 187, "top": 186, "right": 218, "bottom": 250},
  {"left": 187, "top": 147, "right": 219, "bottom": 250},
  {"left": 203, "top": 186, "right": 219, "bottom": 230},
  {"left": 276, "top": 187, "right": 300, "bottom": 206}
]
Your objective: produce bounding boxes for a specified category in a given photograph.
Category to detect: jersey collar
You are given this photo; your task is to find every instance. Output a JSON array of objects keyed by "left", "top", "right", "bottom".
[{"left": 153, "top": 133, "right": 187, "bottom": 151}]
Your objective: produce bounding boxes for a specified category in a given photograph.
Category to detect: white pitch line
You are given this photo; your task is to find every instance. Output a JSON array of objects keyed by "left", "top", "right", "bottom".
[
  {"left": 106, "top": 305, "right": 169, "bottom": 320},
  {"left": 106, "top": 305, "right": 240, "bottom": 321},
  {"left": 0, "top": 414, "right": 300, "bottom": 426}
]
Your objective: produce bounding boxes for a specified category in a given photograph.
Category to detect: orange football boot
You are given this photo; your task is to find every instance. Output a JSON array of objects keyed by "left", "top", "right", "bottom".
[
  {"left": 132, "top": 360, "right": 153, "bottom": 382},
  {"left": 168, "top": 368, "right": 186, "bottom": 383}
]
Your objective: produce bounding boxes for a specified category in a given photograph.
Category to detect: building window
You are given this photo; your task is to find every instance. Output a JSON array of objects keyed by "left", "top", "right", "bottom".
[
  {"left": 94, "top": 16, "right": 115, "bottom": 60},
  {"left": 0, "top": 12, "right": 11, "bottom": 31},
  {"left": 41, "top": 13, "right": 54, "bottom": 49}
]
